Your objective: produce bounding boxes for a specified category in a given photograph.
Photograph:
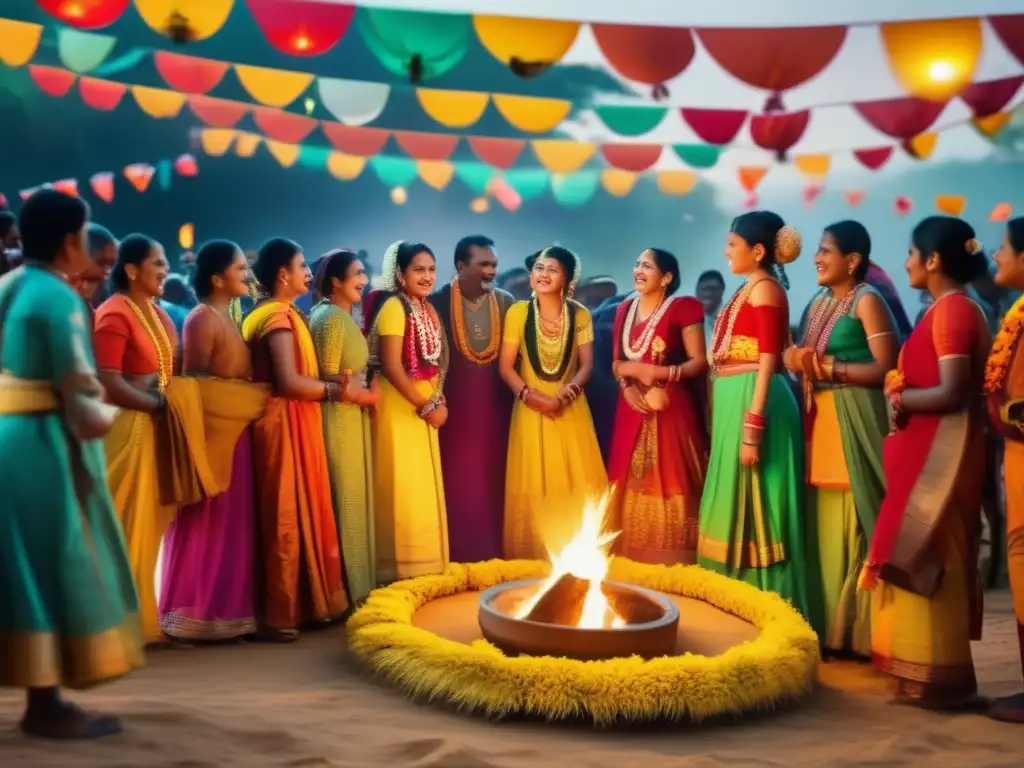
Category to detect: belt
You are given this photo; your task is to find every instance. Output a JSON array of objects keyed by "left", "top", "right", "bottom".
[{"left": 0, "top": 371, "right": 60, "bottom": 414}]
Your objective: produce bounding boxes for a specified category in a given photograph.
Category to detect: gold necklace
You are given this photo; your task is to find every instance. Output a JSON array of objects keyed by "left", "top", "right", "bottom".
[
  {"left": 124, "top": 295, "right": 173, "bottom": 392},
  {"left": 533, "top": 297, "right": 569, "bottom": 375},
  {"left": 450, "top": 278, "right": 500, "bottom": 365}
]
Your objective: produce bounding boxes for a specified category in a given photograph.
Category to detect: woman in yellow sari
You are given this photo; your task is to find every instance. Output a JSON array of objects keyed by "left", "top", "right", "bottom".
[
  {"left": 94, "top": 235, "right": 180, "bottom": 646},
  {"left": 369, "top": 241, "right": 450, "bottom": 581},
  {"left": 499, "top": 246, "right": 607, "bottom": 559},
  {"left": 242, "top": 238, "right": 348, "bottom": 641}
]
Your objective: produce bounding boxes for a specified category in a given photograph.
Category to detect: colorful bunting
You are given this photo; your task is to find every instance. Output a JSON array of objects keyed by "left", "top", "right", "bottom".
[
  {"left": 853, "top": 146, "right": 894, "bottom": 171},
  {"left": 265, "top": 139, "right": 301, "bottom": 168},
  {"left": 321, "top": 124, "right": 390, "bottom": 156},
  {"left": 594, "top": 105, "right": 667, "bottom": 137},
  {"left": 880, "top": 18, "right": 983, "bottom": 102},
  {"left": 491, "top": 94, "right": 571, "bottom": 133},
  {"left": 52, "top": 178, "right": 79, "bottom": 197},
  {"left": 600, "top": 144, "right": 662, "bottom": 173},
  {"left": 680, "top": 108, "right": 747, "bottom": 145},
  {"left": 855, "top": 96, "right": 946, "bottom": 139},
  {"left": 234, "top": 132, "right": 262, "bottom": 158},
  {"left": 174, "top": 154, "right": 198, "bottom": 177},
  {"left": 934, "top": 194, "right": 966, "bottom": 216},
  {"left": 392, "top": 130, "right": 460, "bottom": 162},
  {"left": 417, "top": 160, "right": 455, "bottom": 191},
  {"left": 672, "top": 144, "right": 721, "bottom": 169},
  {"left": 990, "top": 202, "right": 1013, "bottom": 222},
  {"left": 469, "top": 196, "right": 488, "bottom": 213},
  {"left": 454, "top": 162, "right": 494, "bottom": 195},
  {"left": 90, "top": 171, "right": 114, "bottom": 202},
  {"left": 131, "top": 85, "right": 186, "bottom": 118},
  {"left": 488, "top": 176, "right": 522, "bottom": 211},
  {"left": 656, "top": 170, "right": 697, "bottom": 197},
  {"left": 737, "top": 166, "right": 768, "bottom": 193},
  {"left": 844, "top": 189, "right": 866, "bottom": 207},
  {"left": 531, "top": 140, "right": 595, "bottom": 174},
  {"left": 188, "top": 94, "right": 248, "bottom": 128},
  {"left": 29, "top": 64, "right": 77, "bottom": 97},
  {"left": 960, "top": 76, "right": 1024, "bottom": 118},
  {"left": 0, "top": 19, "right": 43, "bottom": 67},
  {"left": 245, "top": 0, "right": 355, "bottom": 57},
  {"left": 356, "top": 9, "right": 471, "bottom": 81},
  {"left": 57, "top": 28, "right": 116, "bottom": 73},
  {"left": 124, "top": 163, "right": 155, "bottom": 192},
  {"left": 551, "top": 172, "right": 600, "bottom": 207},
  {"left": 591, "top": 24, "right": 695, "bottom": 98},
  {"left": 903, "top": 132, "right": 938, "bottom": 159},
  {"left": 318, "top": 78, "right": 390, "bottom": 126},
  {"left": 326, "top": 151, "right": 366, "bottom": 181},
  {"left": 794, "top": 154, "right": 831, "bottom": 180},
  {"left": 416, "top": 88, "right": 489, "bottom": 129},
  {"left": 179, "top": 223, "right": 195, "bottom": 250},
  {"left": 989, "top": 16, "right": 1024, "bottom": 67},
  {"left": 599, "top": 169, "right": 638, "bottom": 197},
  {"left": 79, "top": 77, "right": 126, "bottom": 111},
  {"left": 371, "top": 156, "right": 419, "bottom": 188},
  {"left": 235, "top": 64, "right": 314, "bottom": 109},
  {"left": 473, "top": 15, "right": 579, "bottom": 76},
  {"left": 467, "top": 137, "right": 524, "bottom": 169},
  {"left": 801, "top": 184, "right": 824, "bottom": 207},
  {"left": 134, "top": 0, "right": 233, "bottom": 42},
  {"left": 154, "top": 52, "right": 229, "bottom": 94},
  {"left": 894, "top": 195, "right": 913, "bottom": 216},
  {"left": 200, "top": 128, "right": 237, "bottom": 157},
  {"left": 749, "top": 111, "right": 811, "bottom": 160},
  {"left": 38, "top": 0, "right": 129, "bottom": 29},
  {"left": 252, "top": 107, "right": 318, "bottom": 144}
]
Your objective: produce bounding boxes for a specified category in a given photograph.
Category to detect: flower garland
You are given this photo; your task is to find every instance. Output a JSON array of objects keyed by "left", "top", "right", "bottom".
[
  {"left": 802, "top": 284, "right": 865, "bottom": 356},
  {"left": 984, "top": 294, "right": 1024, "bottom": 395},
  {"left": 710, "top": 279, "right": 761, "bottom": 367},
  {"left": 450, "top": 278, "right": 500, "bottom": 365},
  {"left": 347, "top": 558, "right": 820, "bottom": 724},
  {"left": 124, "top": 295, "right": 173, "bottom": 392},
  {"left": 401, "top": 296, "right": 443, "bottom": 381},
  {"left": 621, "top": 296, "right": 675, "bottom": 362}
]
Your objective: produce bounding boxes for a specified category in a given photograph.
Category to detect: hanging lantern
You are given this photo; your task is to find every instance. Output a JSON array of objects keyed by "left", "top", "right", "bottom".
[
  {"left": 591, "top": 24, "right": 695, "bottom": 100},
  {"left": 390, "top": 186, "right": 408, "bottom": 205},
  {"left": 470, "top": 196, "right": 490, "bottom": 214},
  {"left": 880, "top": 18, "right": 983, "bottom": 102},
  {"left": 179, "top": 223, "right": 195, "bottom": 250},
  {"left": 38, "top": 0, "right": 129, "bottom": 30}
]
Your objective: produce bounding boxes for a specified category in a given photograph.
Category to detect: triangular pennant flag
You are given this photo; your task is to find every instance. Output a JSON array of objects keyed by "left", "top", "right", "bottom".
[
  {"left": 990, "top": 202, "right": 1013, "bottom": 222},
  {"left": 90, "top": 172, "right": 115, "bottom": 203},
  {"left": 934, "top": 194, "right": 966, "bottom": 216},
  {"left": 174, "top": 153, "right": 198, "bottom": 177},
  {"left": 894, "top": 195, "right": 912, "bottom": 216},
  {"left": 802, "top": 184, "right": 823, "bottom": 207},
  {"left": 52, "top": 178, "right": 79, "bottom": 197},
  {"left": 844, "top": 189, "right": 866, "bottom": 207},
  {"left": 124, "top": 163, "right": 155, "bottom": 192}
]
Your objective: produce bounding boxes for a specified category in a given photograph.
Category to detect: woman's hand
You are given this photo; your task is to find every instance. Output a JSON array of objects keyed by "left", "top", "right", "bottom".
[
  {"left": 622, "top": 385, "right": 651, "bottom": 414},
  {"left": 426, "top": 403, "right": 448, "bottom": 429},
  {"left": 784, "top": 347, "right": 818, "bottom": 379},
  {"left": 633, "top": 364, "right": 658, "bottom": 388},
  {"left": 527, "top": 392, "right": 562, "bottom": 417},
  {"left": 883, "top": 369, "right": 905, "bottom": 397},
  {"left": 739, "top": 441, "right": 760, "bottom": 467}
]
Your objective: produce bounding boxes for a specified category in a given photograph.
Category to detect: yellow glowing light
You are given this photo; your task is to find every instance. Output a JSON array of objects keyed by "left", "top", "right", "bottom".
[
  {"left": 178, "top": 223, "right": 195, "bottom": 250},
  {"left": 293, "top": 33, "right": 312, "bottom": 52},
  {"left": 513, "top": 490, "right": 625, "bottom": 629},
  {"left": 469, "top": 196, "right": 489, "bottom": 214},
  {"left": 303, "top": 97, "right": 315, "bottom": 115},
  {"left": 928, "top": 60, "right": 956, "bottom": 82},
  {"left": 390, "top": 186, "right": 407, "bottom": 205},
  {"left": 62, "top": 1, "right": 84, "bottom": 19}
]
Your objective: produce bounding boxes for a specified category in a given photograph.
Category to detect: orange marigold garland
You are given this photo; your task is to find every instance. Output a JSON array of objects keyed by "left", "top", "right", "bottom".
[
  {"left": 984, "top": 295, "right": 1024, "bottom": 395},
  {"left": 450, "top": 277, "right": 500, "bottom": 365}
]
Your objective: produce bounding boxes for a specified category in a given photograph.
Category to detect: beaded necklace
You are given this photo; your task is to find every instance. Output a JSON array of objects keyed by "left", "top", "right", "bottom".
[
  {"left": 711, "top": 280, "right": 761, "bottom": 366},
  {"left": 407, "top": 296, "right": 442, "bottom": 365},
  {"left": 524, "top": 298, "right": 577, "bottom": 382},
  {"left": 124, "top": 295, "right": 173, "bottom": 392},
  {"left": 534, "top": 297, "right": 569, "bottom": 375},
  {"left": 802, "top": 283, "right": 865, "bottom": 356},
  {"left": 621, "top": 295, "right": 674, "bottom": 362},
  {"left": 450, "top": 278, "right": 500, "bottom": 365}
]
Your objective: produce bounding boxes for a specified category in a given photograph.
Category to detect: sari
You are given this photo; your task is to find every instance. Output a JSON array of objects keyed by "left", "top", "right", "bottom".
[
  {"left": 310, "top": 302, "right": 376, "bottom": 603},
  {"left": 607, "top": 296, "right": 708, "bottom": 564},
  {"left": 864, "top": 292, "right": 990, "bottom": 705},
  {"left": 243, "top": 300, "right": 348, "bottom": 629},
  {"left": 370, "top": 296, "right": 449, "bottom": 581},
  {"left": 698, "top": 281, "right": 823, "bottom": 634},
  {"left": 503, "top": 300, "right": 607, "bottom": 560},
  {"left": 0, "top": 267, "right": 144, "bottom": 689},
  {"left": 798, "top": 286, "right": 890, "bottom": 656}
]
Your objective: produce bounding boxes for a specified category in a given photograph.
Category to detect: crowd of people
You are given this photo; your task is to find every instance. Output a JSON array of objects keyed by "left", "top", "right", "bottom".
[{"left": 1, "top": 188, "right": 1024, "bottom": 740}]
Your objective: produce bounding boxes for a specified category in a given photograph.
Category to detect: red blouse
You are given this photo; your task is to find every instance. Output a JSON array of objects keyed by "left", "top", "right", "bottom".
[{"left": 93, "top": 294, "right": 179, "bottom": 375}]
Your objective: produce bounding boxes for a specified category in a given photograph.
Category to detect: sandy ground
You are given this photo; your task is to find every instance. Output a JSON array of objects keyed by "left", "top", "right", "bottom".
[{"left": 2, "top": 591, "right": 1023, "bottom": 768}]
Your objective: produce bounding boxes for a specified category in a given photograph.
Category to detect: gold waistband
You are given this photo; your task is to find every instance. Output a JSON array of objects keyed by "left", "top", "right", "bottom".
[{"left": 0, "top": 372, "right": 60, "bottom": 414}]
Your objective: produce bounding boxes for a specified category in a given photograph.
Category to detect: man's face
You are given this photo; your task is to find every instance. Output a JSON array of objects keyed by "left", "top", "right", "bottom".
[
  {"left": 457, "top": 245, "right": 499, "bottom": 293},
  {"left": 696, "top": 278, "right": 724, "bottom": 315},
  {"left": 77, "top": 243, "right": 117, "bottom": 300},
  {"left": 1, "top": 224, "right": 19, "bottom": 250}
]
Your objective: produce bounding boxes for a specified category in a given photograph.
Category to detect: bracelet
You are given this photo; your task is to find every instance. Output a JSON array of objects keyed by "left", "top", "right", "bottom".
[
  {"left": 154, "top": 392, "right": 167, "bottom": 412},
  {"left": 744, "top": 411, "right": 765, "bottom": 428},
  {"left": 617, "top": 377, "right": 629, "bottom": 390},
  {"left": 418, "top": 397, "right": 440, "bottom": 419},
  {"left": 820, "top": 356, "right": 835, "bottom": 382},
  {"left": 517, "top": 386, "right": 532, "bottom": 403},
  {"left": 742, "top": 440, "right": 760, "bottom": 447},
  {"left": 890, "top": 391, "right": 903, "bottom": 413}
]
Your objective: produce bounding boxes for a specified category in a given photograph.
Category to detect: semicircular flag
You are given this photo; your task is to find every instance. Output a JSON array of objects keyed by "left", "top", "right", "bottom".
[
  {"left": 749, "top": 111, "right": 811, "bottom": 160},
  {"left": 417, "top": 160, "right": 455, "bottom": 190},
  {"left": 935, "top": 193, "right": 966, "bottom": 216},
  {"left": 326, "top": 151, "right": 366, "bottom": 181},
  {"left": 960, "top": 75, "right": 1024, "bottom": 118},
  {"left": 600, "top": 143, "right": 662, "bottom": 172},
  {"left": 174, "top": 153, "right": 198, "bottom": 177},
  {"left": 903, "top": 132, "right": 938, "bottom": 159},
  {"left": 697, "top": 26, "right": 846, "bottom": 111},
  {"left": 591, "top": 24, "right": 695, "bottom": 99},
  {"left": 551, "top": 171, "right": 599, "bottom": 207},
  {"left": 467, "top": 136, "right": 525, "bottom": 169},
  {"left": 29, "top": 65, "right": 77, "bottom": 97},
  {"left": 416, "top": 88, "right": 489, "bottom": 129},
  {"left": 251, "top": 107, "right": 318, "bottom": 143},
  {"left": 356, "top": 8, "right": 472, "bottom": 82},
  {"left": 235, "top": 64, "right": 313, "bottom": 108},
  {"left": 680, "top": 108, "right": 747, "bottom": 145},
  {"left": 672, "top": 144, "right": 721, "bottom": 169},
  {"left": 600, "top": 169, "right": 638, "bottom": 197},
  {"left": 132, "top": 85, "right": 186, "bottom": 118},
  {"left": 321, "top": 124, "right": 390, "bottom": 156},
  {"left": 265, "top": 139, "right": 301, "bottom": 168},
  {"left": 989, "top": 15, "right": 1024, "bottom": 67},
  {"left": 0, "top": 19, "right": 43, "bottom": 67},
  {"left": 594, "top": 104, "right": 667, "bottom": 137},
  {"left": 317, "top": 78, "right": 390, "bottom": 126},
  {"left": 454, "top": 162, "right": 494, "bottom": 194},
  {"left": 134, "top": 0, "right": 234, "bottom": 42},
  {"left": 370, "top": 155, "right": 419, "bottom": 188},
  {"left": 880, "top": 18, "right": 983, "bottom": 102},
  {"left": 794, "top": 154, "right": 831, "bottom": 179},
  {"left": 657, "top": 170, "right": 697, "bottom": 197},
  {"left": 57, "top": 28, "right": 116, "bottom": 74},
  {"left": 737, "top": 165, "right": 769, "bottom": 193},
  {"left": 392, "top": 130, "right": 460, "bottom": 161},
  {"left": 79, "top": 77, "right": 126, "bottom": 111},
  {"left": 973, "top": 111, "right": 1012, "bottom": 138},
  {"left": 188, "top": 95, "right": 249, "bottom": 128},
  {"left": 154, "top": 51, "right": 229, "bottom": 94},
  {"left": 234, "top": 131, "right": 262, "bottom": 157},
  {"left": 39, "top": 0, "right": 129, "bottom": 29},
  {"left": 504, "top": 168, "right": 549, "bottom": 201},
  {"left": 853, "top": 146, "right": 894, "bottom": 171},
  {"left": 245, "top": 0, "right": 355, "bottom": 56},
  {"left": 531, "top": 139, "right": 595, "bottom": 174},
  {"left": 854, "top": 96, "right": 946, "bottom": 139},
  {"left": 199, "top": 128, "right": 237, "bottom": 157},
  {"left": 473, "top": 15, "right": 580, "bottom": 77},
  {"left": 492, "top": 94, "right": 571, "bottom": 133}
]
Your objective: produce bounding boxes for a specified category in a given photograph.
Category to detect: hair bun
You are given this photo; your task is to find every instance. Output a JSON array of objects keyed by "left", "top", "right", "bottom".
[
  {"left": 965, "top": 237, "right": 983, "bottom": 256},
  {"left": 774, "top": 225, "right": 802, "bottom": 264}
]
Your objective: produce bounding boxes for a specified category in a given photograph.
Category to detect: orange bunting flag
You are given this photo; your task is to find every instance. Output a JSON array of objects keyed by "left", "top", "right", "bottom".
[
  {"left": 894, "top": 195, "right": 913, "bottom": 216},
  {"left": 174, "top": 153, "right": 198, "bottom": 177},
  {"left": 52, "top": 178, "right": 79, "bottom": 197},
  {"left": 19, "top": 188, "right": 39, "bottom": 201},
  {"left": 124, "top": 163, "right": 155, "bottom": 192},
  {"left": 990, "top": 202, "right": 1013, "bottom": 222},
  {"left": 90, "top": 171, "right": 114, "bottom": 203},
  {"left": 844, "top": 189, "right": 866, "bottom": 207},
  {"left": 737, "top": 166, "right": 768, "bottom": 193},
  {"left": 934, "top": 194, "right": 966, "bottom": 216}
]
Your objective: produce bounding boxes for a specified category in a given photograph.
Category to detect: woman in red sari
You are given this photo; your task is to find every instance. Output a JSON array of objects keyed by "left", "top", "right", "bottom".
[
  {"left": 862, "top": 216, "right": 992, "bottom": 709},
  {"left": 607, "top": 248, "right": 708, "bottom": 563}
]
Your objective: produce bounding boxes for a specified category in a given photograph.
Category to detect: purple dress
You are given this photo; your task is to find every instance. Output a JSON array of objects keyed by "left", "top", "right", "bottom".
[
  {"left": 159, "top": 430, "right": 258, "bottom": 641},
  {"left": 430, "top": 284, "right": 513, "bottom": 562}
]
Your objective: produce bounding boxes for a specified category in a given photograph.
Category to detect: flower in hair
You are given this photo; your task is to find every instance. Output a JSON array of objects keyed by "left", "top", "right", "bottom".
[
  {"left": 966, "top": 238, "right": 983, "bottom": 256},
  {"left": 774, "top": 225, "right": 802, "bottom": 265}
]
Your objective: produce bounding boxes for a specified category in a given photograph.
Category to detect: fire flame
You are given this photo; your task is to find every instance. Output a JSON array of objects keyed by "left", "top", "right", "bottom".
[{"left": 514, "top": 490, "right": 626, "bottom": 629}]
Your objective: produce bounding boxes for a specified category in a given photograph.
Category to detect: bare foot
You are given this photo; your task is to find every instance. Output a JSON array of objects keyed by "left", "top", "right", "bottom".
[{"left": 21, "top": 701, "right": 122, "bottom": 740}]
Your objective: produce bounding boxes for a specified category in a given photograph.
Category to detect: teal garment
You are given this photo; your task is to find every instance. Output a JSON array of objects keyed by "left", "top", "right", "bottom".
[
  {"left": 0, "top": 266, "right": 142, "bottom": 689},
  {"left": 698, "top": 372, "right": 824, "bottom": 636}
]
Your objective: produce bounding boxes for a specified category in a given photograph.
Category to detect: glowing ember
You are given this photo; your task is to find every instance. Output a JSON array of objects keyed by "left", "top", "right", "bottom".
[{"left": 514, "top": 491, "right": 625, "bottom": 629}]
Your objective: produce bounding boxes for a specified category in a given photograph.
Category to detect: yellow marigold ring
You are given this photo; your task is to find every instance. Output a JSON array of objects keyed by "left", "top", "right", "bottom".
[{"left": 346, "top": 558, "right": 820, "bottom": 724}]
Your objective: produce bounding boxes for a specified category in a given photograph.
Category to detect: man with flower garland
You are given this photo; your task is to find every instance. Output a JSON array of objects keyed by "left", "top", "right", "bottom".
[
  {"left": 988, "top": 218, "right": 1024, "bottom": 723},
  {"left": 429, "top": 235, "right": 514, "bottom": 562}
]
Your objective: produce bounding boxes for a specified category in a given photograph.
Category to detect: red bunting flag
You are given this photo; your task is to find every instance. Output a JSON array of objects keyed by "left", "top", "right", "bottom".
[
  {"left": 52, "top": 179, "right": 79, "bottom": 197},
  {"left": 174, "top": 154, "right": 199, "bottom": 177},
  {"left": 124, "top": 163, "right": 155, "bottom": 192},
  {"left": 844, "top": 189, "right": 866, "bottom": 207},
  {"left": 894, "top": 195, "right": 913, "bottom": 216},
  {"left": 802, "top": 184, "right": 824, "bottom": 207},
  {"left": 91, "top": 171, "right": 115, "bottom": 202}
]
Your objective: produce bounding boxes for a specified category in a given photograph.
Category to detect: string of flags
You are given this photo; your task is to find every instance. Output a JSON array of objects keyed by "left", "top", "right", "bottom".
[{"left": 14, "top": 153, "right": 199, "bottom": 203}]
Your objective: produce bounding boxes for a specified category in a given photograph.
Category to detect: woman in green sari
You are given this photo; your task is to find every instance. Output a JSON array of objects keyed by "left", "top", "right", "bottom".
[
  {"left": 698, "top": 211, "right": 823, "bottom": 634},
  {"left": 786, "top": 220, "right": 897, "bottom": 657},
  {"left": 310, "top": 250, "right": 380, "bottom": 603},
  {"left": 0, "top": 191, "right": 142, "bottom": 739}
]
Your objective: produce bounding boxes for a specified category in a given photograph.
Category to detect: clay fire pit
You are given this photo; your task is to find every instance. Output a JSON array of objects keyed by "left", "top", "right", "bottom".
[{"left": 478, "top": 576, "right": 680, "bottom": 660}]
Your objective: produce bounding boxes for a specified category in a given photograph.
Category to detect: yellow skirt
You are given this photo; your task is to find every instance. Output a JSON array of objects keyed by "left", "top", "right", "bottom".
[
  {"left": 1006, "top": 439, "right": 1024, "bottom": 624},
  {"left": 373, "top": 377, "right": 448, "bottom": 581},
  {"left": 504, "top": 394, "right": 608, "bottom": 560}
]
